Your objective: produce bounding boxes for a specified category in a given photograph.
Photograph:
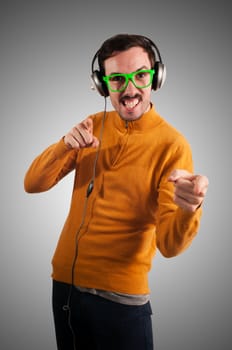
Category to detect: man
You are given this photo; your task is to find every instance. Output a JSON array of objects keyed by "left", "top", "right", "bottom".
[{"left": 24, "top": 34, "right": 208, "bottom": 350}]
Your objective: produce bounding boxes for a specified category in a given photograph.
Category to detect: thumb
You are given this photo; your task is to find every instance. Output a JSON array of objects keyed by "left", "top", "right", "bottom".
[
  {"left": 168, "top": 169, "right": 194, "bottom": 182},
  {"left": 91, "top": 136, "right": 100, "bottom": 148}
]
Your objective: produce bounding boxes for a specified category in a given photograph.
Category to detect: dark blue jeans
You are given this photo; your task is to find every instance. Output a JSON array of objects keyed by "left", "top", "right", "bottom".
[{"left": 52, "top": 280, "right": 154, "bottom": 350}]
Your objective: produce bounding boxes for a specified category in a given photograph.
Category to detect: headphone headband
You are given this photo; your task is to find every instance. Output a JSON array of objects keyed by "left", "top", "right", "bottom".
[
  {"left": 142, "top": 36, "right": 163, "bottom": 62},
  {"left": 91, "top": 35, "right": 166, "bottom": 97}
]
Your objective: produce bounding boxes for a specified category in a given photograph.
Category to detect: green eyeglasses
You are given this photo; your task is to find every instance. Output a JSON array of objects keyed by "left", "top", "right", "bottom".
[{"left": 102, "top": 69, "right": 155, "bottom": 93}]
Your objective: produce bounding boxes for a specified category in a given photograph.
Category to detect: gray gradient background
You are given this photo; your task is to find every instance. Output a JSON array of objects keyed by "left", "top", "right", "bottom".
[{"left": 1, "top": 1, "right": 231, "bottom": 349}]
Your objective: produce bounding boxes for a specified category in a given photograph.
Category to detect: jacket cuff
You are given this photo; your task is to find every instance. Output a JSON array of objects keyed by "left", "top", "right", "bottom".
[{"left": 53, "top": 137, "right": 72, "bottom": 159}]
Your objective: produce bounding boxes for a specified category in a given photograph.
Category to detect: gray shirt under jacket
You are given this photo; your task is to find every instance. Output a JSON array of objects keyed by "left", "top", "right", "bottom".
[{"left": 76, "top": 286, "right": 150, "bottom": 306}]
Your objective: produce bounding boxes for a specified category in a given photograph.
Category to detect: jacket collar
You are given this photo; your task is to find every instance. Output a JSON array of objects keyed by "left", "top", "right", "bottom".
[{"left": 110, "top": 103, "right": 162, "bottom": 132}]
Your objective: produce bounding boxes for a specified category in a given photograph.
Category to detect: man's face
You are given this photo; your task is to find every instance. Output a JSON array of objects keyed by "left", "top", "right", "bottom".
[{"left": 104, "top": 47, "right": 153, "bottom": 121}]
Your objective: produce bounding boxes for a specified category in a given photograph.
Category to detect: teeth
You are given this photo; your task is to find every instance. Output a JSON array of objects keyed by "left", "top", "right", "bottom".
[{"left": 124, "top": 99, "right": 139, "bottom": 108}]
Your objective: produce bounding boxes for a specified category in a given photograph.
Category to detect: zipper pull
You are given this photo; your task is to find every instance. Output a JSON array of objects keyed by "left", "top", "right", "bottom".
[{"left": 86, "top": 180, "right": 94, "bottom": 197}]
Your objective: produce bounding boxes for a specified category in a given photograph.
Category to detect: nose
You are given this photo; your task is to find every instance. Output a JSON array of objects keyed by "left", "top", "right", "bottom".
[{"left": 124, "top": 78, "right": 138, "bottom": 94}]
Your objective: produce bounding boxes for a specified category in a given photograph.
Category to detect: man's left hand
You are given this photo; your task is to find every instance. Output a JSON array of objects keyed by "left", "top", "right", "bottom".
[{"left": 168, "top": 169, "right": 209, "bottom": 212}]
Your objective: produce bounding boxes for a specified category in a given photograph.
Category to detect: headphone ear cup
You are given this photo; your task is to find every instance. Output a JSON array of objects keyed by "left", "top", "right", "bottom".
[
  {"left": 91, "top": 70, "right": 109, "bottom": 97},
  {"left": 152, "top": 62, "right": 166, "bottom": 91}
]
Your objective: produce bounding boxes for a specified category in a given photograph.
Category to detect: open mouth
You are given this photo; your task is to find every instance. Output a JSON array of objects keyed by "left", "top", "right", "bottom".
[{"left": 121, "top": 95, "right": 141, "bottom": 110}]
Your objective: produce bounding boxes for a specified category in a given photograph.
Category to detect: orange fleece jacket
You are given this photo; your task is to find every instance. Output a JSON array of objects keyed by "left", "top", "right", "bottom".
[{"left": 24, "top": 106, "right": 202, "bottom": 294}]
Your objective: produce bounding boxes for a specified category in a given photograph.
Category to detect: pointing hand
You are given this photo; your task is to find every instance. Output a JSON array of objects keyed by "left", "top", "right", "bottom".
[{"left": 64, "top": 118, "right": 99, "bottom": 150}]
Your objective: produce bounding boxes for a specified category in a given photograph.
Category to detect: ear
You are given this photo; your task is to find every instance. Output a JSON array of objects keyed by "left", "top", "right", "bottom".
[
  {"left": 91, "top": 70, "right": 109, "bottom": 97},
  {"left": 152, "top": 62, "right": 166, "bottom": 91}
]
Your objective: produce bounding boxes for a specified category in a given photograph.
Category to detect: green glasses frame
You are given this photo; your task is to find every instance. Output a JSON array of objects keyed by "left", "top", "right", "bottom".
[{"left": 102, "top": 69, "right": 155, "bottom": 92}]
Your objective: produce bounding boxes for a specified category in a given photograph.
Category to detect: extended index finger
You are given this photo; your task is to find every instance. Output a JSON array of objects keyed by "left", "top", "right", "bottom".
[
  {"left": 78, "top": 118, "right": 94, "bottom": 145},
  {"left": 82, "top": 117, "right": 93, "bottom": 133}
]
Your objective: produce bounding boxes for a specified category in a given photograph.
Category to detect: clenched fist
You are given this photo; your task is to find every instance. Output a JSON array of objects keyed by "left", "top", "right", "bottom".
[{"left": 168, "top": 169, "right": 209, "bottom": 212}]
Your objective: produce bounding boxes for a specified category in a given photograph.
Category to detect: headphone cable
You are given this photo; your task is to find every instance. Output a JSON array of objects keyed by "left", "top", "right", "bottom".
[{"left": 62, "top": 97, "right": 107, "bottom": 349}]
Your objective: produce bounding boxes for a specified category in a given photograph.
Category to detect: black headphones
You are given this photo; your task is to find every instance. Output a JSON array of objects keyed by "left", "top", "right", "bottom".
[{"left": 91, "top": 35, "right": 166, "bottom": 97}]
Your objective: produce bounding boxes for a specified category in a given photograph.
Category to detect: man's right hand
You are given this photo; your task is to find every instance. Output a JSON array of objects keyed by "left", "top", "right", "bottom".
[{"left": 64, "top": 117, "right": 99, "bottom": 150}]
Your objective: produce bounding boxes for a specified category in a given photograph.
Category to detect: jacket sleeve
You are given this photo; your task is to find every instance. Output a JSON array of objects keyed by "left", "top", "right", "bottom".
[
  {"left": 24, "top": 138, "right": 78, "bottom": 193},
  {"left": 155, "top": 137, "right": 202, "bottom": 258}
]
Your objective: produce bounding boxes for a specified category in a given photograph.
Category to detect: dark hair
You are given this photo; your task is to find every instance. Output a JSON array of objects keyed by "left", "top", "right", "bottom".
[{"left": 97, "top": 34, "right": 156, "bottom": 74}]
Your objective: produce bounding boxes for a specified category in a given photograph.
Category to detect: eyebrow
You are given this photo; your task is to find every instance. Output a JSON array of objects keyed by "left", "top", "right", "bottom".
[{"left": 108, "top": 66, "right": 150, "bottom": 75}]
